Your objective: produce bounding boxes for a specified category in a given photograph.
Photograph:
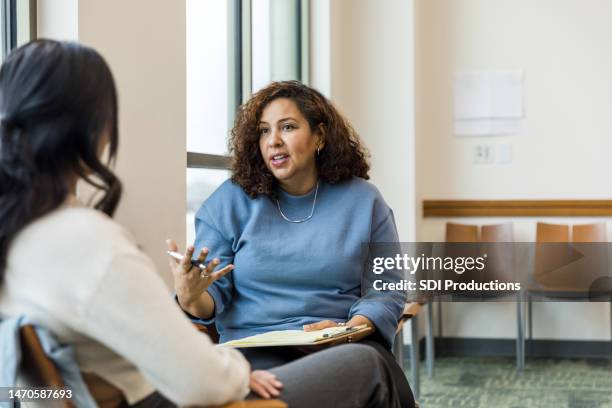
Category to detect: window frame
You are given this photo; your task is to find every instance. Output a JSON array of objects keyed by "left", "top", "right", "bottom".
[
  {"left": 1, "top": 0, "right": 36, "bottom": 60},
  {"left": 186, "top": 0, "right": 310, "bottom": 171}
]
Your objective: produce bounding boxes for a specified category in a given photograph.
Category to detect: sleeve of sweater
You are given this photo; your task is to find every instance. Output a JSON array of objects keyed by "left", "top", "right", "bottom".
[
  {"left": 80, "top": 249, "right": 250, "bottom": 407},
  {"left": 348, "top": 207, "right": 407, "bottom": 348}
]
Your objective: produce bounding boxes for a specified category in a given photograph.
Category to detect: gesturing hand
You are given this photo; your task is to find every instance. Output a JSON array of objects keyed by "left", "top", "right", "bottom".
[
  {"left": 166, "top": 239, "right": 233, "bottom": 308},
  {"left": 250, "top": 370, "right": 283, "bottom": 399}
]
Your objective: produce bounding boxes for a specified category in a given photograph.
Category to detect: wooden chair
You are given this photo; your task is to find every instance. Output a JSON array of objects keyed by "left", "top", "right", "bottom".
[
  {"left": 436, "top": 222, "right": 480, "bottom": 362},
  {"left": 441, "top": 223, "right": 520, "bottom": 369},
  {"left": 519, "top": 222, "right": 609, "bottom": 369},
  {"left": 394, "top": 302, "right": 423, "bottom": 401},
  {"left": 19, "top": 325, "right": 287, "bottom": 408}
]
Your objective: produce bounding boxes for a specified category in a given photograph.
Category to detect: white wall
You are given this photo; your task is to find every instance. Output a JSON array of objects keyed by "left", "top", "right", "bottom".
[
  {"left": 39, "top": 0, "right": 186, "bottom": 286},
  {"left": 416, "top": 0, "right": 612, "bottom": 340}
]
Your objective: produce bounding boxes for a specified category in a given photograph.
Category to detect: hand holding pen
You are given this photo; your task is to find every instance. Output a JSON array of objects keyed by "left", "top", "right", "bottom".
[{"left": 166, "top": 239, "right": 234, "bottom": 309}]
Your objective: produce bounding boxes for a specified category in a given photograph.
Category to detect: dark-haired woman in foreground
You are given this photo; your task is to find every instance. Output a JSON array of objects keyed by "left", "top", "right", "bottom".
[
  {"left": 175, "top": 81, "right": 415, "bottom": 407},
  {"left": 0, "top": 40, "right": 405, "bottom": 408}
]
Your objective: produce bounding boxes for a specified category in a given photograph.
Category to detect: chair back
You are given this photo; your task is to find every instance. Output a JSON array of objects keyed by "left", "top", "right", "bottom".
[
  {"left": 481, "top": 223, "right": 513, "bottom": 242},
  {"left": 572, "top": 223, "right": 606, "bottom": 242},
  {"left": 573, "top": 223, "right": 609, "bottom": 299},
  {"left": 445, "top": 222, "right": 479, "bottom": 242},
  {"left": 536, "top": 222, "right": 569, "bottom": 243},
  {"left": 533, "top": 222, "right": 607, "bottom": 292},
  {"left": 478, "top": 223, "right": 515, "bottom": 291},
  {"left": 19, "top": 325, "right": 73, "bottom": 408}
]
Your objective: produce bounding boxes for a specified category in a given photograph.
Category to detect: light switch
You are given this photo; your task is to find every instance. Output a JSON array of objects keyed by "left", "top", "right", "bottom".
[
  {"left": 498, "top": 144, "right": 512, "bottom": 164},
  {"left": 473, "top": 145, "right": 494, "bottom": 164}
]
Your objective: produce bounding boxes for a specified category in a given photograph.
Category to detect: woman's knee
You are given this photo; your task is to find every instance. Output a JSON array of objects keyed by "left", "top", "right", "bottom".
[{"left": 326, "top": 344, "right": 386, "bottom": 371}]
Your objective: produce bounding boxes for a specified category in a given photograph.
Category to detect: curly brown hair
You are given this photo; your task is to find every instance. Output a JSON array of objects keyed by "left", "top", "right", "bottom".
[{"left": 229, "top": 80, "right": 370, "bottom": 198}]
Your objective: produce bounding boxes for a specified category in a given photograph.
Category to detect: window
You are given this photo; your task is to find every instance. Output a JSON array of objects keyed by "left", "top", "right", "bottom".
[
  {"left": 1, "top": 0, "right": 37, "bottom": 61},
  {"left": 186, "top": 0, "right": 309, "bottom": 244}
]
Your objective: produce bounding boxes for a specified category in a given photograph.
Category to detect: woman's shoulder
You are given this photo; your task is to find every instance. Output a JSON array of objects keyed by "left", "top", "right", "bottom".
[
  {"left": 37, "top": 206, "right": 134, "bottom": 245},
  {"left": 334, "top": 177, "right": 385, "bottom": 201},
  {"left": 195, "top": 179, "right": 256, "bottom": 222},
  {"left": 10, "top": 206, "right": 141, "bottom": 272},
  {"left": 331, "top": 177, "right": 393, "bottom": 217}
]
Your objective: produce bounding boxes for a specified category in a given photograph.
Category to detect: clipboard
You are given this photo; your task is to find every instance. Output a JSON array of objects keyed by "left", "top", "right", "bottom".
[{"left": 218, "top": 324, "right": 374, "bottom": 349}]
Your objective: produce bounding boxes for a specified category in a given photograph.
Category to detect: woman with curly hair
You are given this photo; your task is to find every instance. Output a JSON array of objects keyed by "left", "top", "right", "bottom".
[{"left": 173, "top": 80, "right": 415, "bottom": 406}]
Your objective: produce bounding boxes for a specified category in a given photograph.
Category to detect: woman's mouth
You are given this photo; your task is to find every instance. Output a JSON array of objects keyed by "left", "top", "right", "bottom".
[{"left": 270, "top": 154, "right": 289, "bottom": 167}]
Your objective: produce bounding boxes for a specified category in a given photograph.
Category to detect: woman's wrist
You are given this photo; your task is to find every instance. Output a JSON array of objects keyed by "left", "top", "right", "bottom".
[
  {"left": 179, "top": 291, "right": 215, "bottom": 320},
  {"left": 177, "top": 292, "right": 204, "bottom": 316}
]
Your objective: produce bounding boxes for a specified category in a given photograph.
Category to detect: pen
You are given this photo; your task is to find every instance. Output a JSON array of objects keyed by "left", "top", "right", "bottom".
[
  {"left": 166, "top": 250, "right": 207, "bottom": 270},
  {"left": 321, "top": 325, "right": 363, "bottom": 338}
]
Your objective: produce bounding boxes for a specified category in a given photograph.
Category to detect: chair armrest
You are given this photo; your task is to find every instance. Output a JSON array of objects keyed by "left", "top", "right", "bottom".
[
  {"left": 396, "top": 302, "right": 422, "bottom": 333},
  {"left": 402, "top": 302, "right": 422, "bottom": 320},
  {"left": 193, "top": 322, "right": 220, "bottom": 343}
]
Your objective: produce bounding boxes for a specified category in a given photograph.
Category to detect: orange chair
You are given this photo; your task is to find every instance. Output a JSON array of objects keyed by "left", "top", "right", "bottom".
[
  {"left": 519, "top": 222, "right": 609, "bottom": 369},
  {"left": 19, "top": 325, "right": 287, "bottom": 408},
  {"left": 440, "top": 222, "right": 480, "bottom": 335},
  {"left": 442, "top": 223, "right": 520, "bottom": 368}
]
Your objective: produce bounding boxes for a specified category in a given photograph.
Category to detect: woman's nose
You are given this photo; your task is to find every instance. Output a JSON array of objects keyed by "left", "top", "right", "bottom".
[{"left": 267, "top": 129, "right": 283, "bottom": 147}]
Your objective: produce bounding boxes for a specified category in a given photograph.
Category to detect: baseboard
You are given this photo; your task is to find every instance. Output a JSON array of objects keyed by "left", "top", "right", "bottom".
[{"left": 404, "top": 337, "right": 612, "bottom": 360}]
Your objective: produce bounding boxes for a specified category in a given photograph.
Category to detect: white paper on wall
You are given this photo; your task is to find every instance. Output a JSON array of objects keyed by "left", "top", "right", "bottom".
[{"left": 454, "top": 70, "right": 524, "bottom": 136}]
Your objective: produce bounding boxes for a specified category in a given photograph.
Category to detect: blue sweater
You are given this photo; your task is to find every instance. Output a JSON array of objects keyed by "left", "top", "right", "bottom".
[{"left": 194, "top": 177, "right": 404, "bottom": 346}]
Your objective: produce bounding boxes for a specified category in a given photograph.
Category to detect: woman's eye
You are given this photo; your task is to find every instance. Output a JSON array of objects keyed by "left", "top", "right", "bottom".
[
  {"left": 259, "top": 128, "right": 269, "bottom": 136},
  {"left": 282, "top": 124, "right": 295, "bottom": 131}
]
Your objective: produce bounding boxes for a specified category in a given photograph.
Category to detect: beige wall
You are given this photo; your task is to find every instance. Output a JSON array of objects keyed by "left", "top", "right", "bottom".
[
  {"left": 416, "top": 0, "right": 612, "bottom": 340},
  {"left": 323, "top": 0, "right": 416, "bottom": 242},
  {"left": 311, "top": 0, "right": 417, "bottom": 343},
  {"left": 39, "top": 0, "right": 186, "bottom": 286}
]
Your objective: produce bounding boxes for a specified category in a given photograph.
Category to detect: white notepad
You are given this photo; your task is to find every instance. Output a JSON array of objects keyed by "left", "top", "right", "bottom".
[{"left": 219, "top": 325, "right": 369, "bottom": 348}]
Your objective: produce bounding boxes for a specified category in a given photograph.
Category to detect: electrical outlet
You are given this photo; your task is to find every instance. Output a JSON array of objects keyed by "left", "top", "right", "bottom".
[{"left": 473, "top": 145, "right": 494, "bottom": 164}]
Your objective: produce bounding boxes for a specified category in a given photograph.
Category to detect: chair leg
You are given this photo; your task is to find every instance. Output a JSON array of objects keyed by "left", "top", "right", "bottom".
[
  {"left": 528, "top": 295, "right": 532, "bottom": 340},
  {"left": 410, "top": 315, "right": 420, "bottom": 401},
  {"left": 426, "top": 302, "right": 434, "bottom": 378},
  {"left": 516, "top": 294, "right": 524, "bottom": 371},
  {"left": 437, "top": 299, "right": 443, "bottom": 339},
  {"left": 527, "top": 294, "right": 532, "bottom": 358}
]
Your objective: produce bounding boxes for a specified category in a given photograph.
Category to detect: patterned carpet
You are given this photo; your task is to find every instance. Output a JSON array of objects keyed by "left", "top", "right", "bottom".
[{"left": 411, "top": 357, "right": 612, "bottom": 408}]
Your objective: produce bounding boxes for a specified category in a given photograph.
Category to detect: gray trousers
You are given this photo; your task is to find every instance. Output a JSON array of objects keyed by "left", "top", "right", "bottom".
[
  {"left": 132, "top": 343, "right": 414, "bottom": 408},
  {"left": 246, "top": 343, "right": 415, "bottom": 408}
]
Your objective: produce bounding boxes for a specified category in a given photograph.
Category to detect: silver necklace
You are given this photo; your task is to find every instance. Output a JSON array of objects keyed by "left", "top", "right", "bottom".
[{"left": 275, "top": 181, "right": 319, "bottom": 223}]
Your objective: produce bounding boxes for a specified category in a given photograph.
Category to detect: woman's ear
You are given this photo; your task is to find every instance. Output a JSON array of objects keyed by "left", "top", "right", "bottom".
[{"left": 316, "top": 123, "right": 326, "bottom": 151}]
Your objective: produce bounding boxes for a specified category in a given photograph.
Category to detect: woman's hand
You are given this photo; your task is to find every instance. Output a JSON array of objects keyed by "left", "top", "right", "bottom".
[
  {"left": 250, "top": 370, "right": 283, "bottom": 399},
  {"left": 166, "top": 239, "right": 233, "bottom": 309},
  {"left": 303, "top": 315, "right": 375, "bottom": 332}
]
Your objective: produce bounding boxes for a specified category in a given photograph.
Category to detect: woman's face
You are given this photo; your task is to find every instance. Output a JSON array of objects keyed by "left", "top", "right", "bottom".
[{"left": 258, "top": 98, "right": 322, "bottom": 194}]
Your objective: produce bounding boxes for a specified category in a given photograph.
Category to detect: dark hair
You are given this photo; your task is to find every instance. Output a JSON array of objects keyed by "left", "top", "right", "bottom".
[
  {"left": 0, "top": 39, "right": 121, "bottom": 280},
  {"left": 229, "top": 80, "right": 370, "bottom": 198}
]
